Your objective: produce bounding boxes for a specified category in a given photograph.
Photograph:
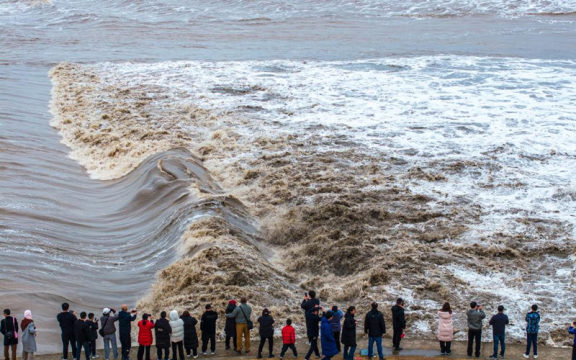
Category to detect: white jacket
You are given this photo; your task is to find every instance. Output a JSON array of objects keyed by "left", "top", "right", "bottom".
[{"left": 169, "top": 310, "right": 184, "bottom": 342}]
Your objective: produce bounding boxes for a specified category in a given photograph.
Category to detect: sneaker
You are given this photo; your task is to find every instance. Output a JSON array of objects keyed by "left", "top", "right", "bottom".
[
  {"left": 534, "top": 356, "right": 538, "bottom": 359},
  {"left": 489, "top": 356, "right": 498, "bottom": 359},
  {"left": 201, "top": 352, "right": 207, "bottom": 355},
  {"left": 210, "top": 352, "right": 215, "bottom": 355},
  {"left": 523, "top": 355, "right": 529, "bottom": 359},
  {"left": 193, "top": 356, "right": 198, "bottom": 359},
  {"left": 269, "top": 355, "right": 275, "bottom": 358}
]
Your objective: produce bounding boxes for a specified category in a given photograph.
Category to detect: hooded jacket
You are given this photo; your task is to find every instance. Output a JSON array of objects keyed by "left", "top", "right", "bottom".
[
  {"left": 154, "top": 317, "right": 172, "bottom": 347},
  {"left": 137, "top": 319, "right": 155, "bottom": 346},
  {"left": 225, "top": 303, "right": 237, "bottom": 336},
  {"left": 200, "top": 310, "right": 218, "bottom": 335},
  {"left": 257, "top": 314, "right": 275, "bottom": 338},
  {"left": 364, "top": 309, "right": 386, "bottom": 337},
  {"left": 466, "top": 309, "right": 486, "bottom": 331},
  {"left": 169, "top": 311, "right": 184, "bottom": 343},
  {"left": 181, "top": 314, "right": 199, "bottom": 349},
  {"left": 340, "top": 312, "right": 356, "bottom": 346},
  {"left": 391, "top": 305, "right": 406, "bottom": 330},
  {"left": 329, "top": 310, "right": 344, "bottom": 332},
  {"left": 282, "top": 325, "right": 295, "bottom": 345},
  {"left": 320, "top": 317, "right": 338, "bottom": 357},
  {"left": 437, "top": 311, "right": 454, "bottom": 342},
  {"left": 87, "top": 320, "right": 98, "bottom": 341}
]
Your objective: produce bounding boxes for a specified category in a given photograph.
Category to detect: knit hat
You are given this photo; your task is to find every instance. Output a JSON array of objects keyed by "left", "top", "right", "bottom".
[{"left": 229, "top": 300, "right": 237, "bottom": 306}]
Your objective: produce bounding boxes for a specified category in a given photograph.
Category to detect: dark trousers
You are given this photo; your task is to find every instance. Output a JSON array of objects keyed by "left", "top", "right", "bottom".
[
  {"left": 136, "top": 346, "right": 150, "bottom": 360},
  {"left": 280, "top": 344, "right": 297, "bottom": 358},
  {"left": 440, "top": 341, "right": 451, "bottom": 354},
  {"left": 171, "top": 341, "right": 184, "bottom": 360},
  {"left": 467, "top": 329, "right": 481, "bottom": 357},
  {"left": 76, "top": 341, "right": 91, "bottom": 360},
  {"left": 332, "top": 331, "right": 340, "bottom": 352},
  {"left": 62, "top": 333, "right": 77, "bottom": 359},
  {"left": 156, "top": 345, "right": 169, "bottom": 360},
  {"left": 90, "top": 340, "right": 97, "bottom": 356},
  {"left": 572, "top": 346, "right": 576, "bottom": 360},
  {"left": 119, "top": 333, "right": 131, "bottom": 360},
  {"left": 258, "top": 336, "right": 273, "bottom": 356},
  {"left": 201, "top": 333, "right": 215, "bottom": 353},
  {"left": 184, "top": 346, "right": 197, "bottom": 357},
  {"left": 305, "top": 336, "right": 320, "bottom": 359},
  {"left": 392, "top": 328, "right": 403, "bottom": 349},
  {"left": 4, "top": 344, "right": 17, "bottom": 360},
  {"left": 526, "top": 333, "right": 538, "bottom": 355},
  {"left": 493, "top": 334, "right": 506, "bottom": 357},
  {"left": 225, "top": 334, "right": 237, "bottom": 350}
]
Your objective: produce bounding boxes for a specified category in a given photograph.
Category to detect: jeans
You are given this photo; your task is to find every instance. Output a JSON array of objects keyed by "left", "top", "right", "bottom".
[
  {"left": 201, "top": 333, "right": 215, "bottom": 353},
  {"left": 236, "top": 323, "right": 250, "bottom": 352},
  {"left": 119, "top": 333, "right": 131, "bottom": 360},
  {"left": 526, "top": 333, "right": 538, "bottom": 356},
  {"left": 493, "top": 334, "right": 506, "bottom": 357},
  {"left": 156, "top": 345, "right": 169, "bottom": 360},
  {"left": 136, "top": 346, "right": 150, "bottom": 360},
  {"left": 467, "top": 329, "right": 482, "bottom": 357},
  {"left": 171, "top": 341, "right": 184, "bottom": 360},
  {"left": 62, "top": 333, "right": 77, "bottom": 360},
  {"left": 333, "top": 331, "right": 341, "bottom": 352},
  {"left": 258, "top": 336, "right": 273, "bottom": 356},
  {"left": 440, "top": 341, "right": 452, "bottom": 354},
  {"left": 4, "top": 344, "right": 17, "bottom": 360},
  {"left": 305, "top": 336, "right": 320, "bottom": 359},
  {"left": 75, "top": 341, "right": 91, "bottom": 360},
  {"left": 392, "top": 328, "right": 403, "bottom": 349},
  {"left": 368, "top": 337, "right": 383, "bottom": 359},
  {"left": 103, "top": 334, "right": 118, "bottom": 360},
  {"left": 280, "top": 344, "right": 297, "bottom": 358},
  {"left": 343, "top": 344, "right": 356, "bottom": 360}
]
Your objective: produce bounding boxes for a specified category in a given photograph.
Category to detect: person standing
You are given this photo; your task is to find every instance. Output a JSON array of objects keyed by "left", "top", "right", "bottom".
[
  {"left": 489, "top": 305, "right": 509, "bottom": 359},
  {"left": 180, "top": 311, "right": 199, "bottom": 359},
  {"left": 341, "top": 306, "right": 357, "bottom": 360},
  {"left": 1, "top": 309, "right": 19, "bottom": 360},
  {"left": 524, "top": 304, "right": 540, "bottom": 359},
  {"left": 391, "top": 298, "right": 406, "bottom": 351},
  {"left": 226, "top": 297, "right": 252, "bottom": 354},
  {"left": 200, "top": 305, "right": 218, "bottom": 355},
  {"left": 320, "top": 311, "right": 338, "bottom": 360},
  {"left": 304, "top": 307, "right": 321, "bottom": 360},
  {"left": 20, "top": 310, "right": 36, "bottom": 360},
  {"left": 279, "top": 319, "right": 297, "bottom": 360},
  {"left": 100, "top": 308, "right": 119, "bottom": 360},
  {"left": 364, "top": 302, "right": 386, "bottom": 360},
  {"left": 74, "top": 312, "right": 91, "bottom": 360},
  {"left": 466, "top": 302, "right": 485, "bottom": 358},
  {"left": 57, "top": 303, "right": 77, "bottom": 360},
  {"left": 154, "top": 312, "right": 171, "bottom": 360},
  {"left": 118, "top": 306, "right": 137, "bottom": 360},
  {"left": 224, "top": 300, "right": 237, "bottom": 352},
  {"left": 169, "top": 310, "right": 185, "bottom": 360},
  {"left": 301, "top": 291, "right": 320, "bottom": 315},
  {"left": 257, "top": 309, "right": 275, "bottom": 359},
  {"left": 329, "top": 306, "right": 343, "bottom": 353},
  {"left": 437, "top": 303, "right": 454, "bottom": 355},
  {"left": 136, "top": 314, "right": 154, "bottom": 360},
  {"left": 569, "top": 321, "right": 576, "bottom": 360},
  {"left": 87, "top": 313, "right": 99, "bottom": 359}
]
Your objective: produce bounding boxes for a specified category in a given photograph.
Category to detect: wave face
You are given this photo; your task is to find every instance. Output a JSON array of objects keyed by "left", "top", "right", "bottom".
[{"left": 49, "top": 57, "right": 576, "bottom": 345}]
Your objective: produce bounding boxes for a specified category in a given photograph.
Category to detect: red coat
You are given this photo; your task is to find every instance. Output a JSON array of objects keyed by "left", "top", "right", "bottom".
[
  {"left": 282, "top": 325, "right": 296, "bottom": 345},
  {"left": 138, "top": 320, "right": 155, "bottom": 346}
]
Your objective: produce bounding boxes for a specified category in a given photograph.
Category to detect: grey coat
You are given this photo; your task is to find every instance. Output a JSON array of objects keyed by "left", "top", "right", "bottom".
[
  {"left": 225, "top": 304, "right": 252, "bottom": 324},
  {"left": 21, "top": 322, "right": 37, "bottom": 353},
  {"left": 467, "top": 309, "right": 486, "bottom": 331},
  {"left": 100, "top": 313, "right": 119, "bottom": 335}
]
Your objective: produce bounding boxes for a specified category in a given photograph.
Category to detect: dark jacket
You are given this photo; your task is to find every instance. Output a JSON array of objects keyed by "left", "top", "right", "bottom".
[
  {"left": 118, "top": 311, "right": 137, "bottom": 335},
  {"left": 306, "top": 312, "right": 321, "bottom": 339},
  {"left": 181, "top": 315, "right": 199, "bottom": 349},
  {"left": 489, "top": 313, "right": 509, "bottom": 336},
  {"left": 57, "top": 311, "right": 77, "bottom": 336},
  {"left": 225, "top": 304, "right": 237, "bottom": 337},
  {"left": 301, "top": 298, "right": 320, "bottom": 314},
  {"left": 391, "top": 305, "right": 406, "bottom": 330},
  {"left": 341, "top": 313, "right": 356, "bottom": 346},
  {"left": 364, "top": 309, "right": 386, "bottom": 337},
  {"left": 200, "top": 311, "right": 218, "bottom": 335},
  {"left": 0, "top": 316, "right": 19, "bottom": 346},
  {"left": 88, "top": 320, "right": 98, "bottom": 341},
  {"left": 258, "top": 315, "right": 275, "bottom": 338},
  {"left": 154, "top": 318, "right": 172, "bottom": 347},
  {"left": 74, "top": 319, "right": 91, "bottom": 343}
]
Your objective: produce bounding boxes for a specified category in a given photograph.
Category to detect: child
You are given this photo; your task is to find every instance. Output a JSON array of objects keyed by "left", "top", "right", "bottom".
[
  {"left": 280, "top": 319, "right": 297, "bottom": 359},
  {"left": 87, "top": 313, "right": 99, "bottom": 359}
]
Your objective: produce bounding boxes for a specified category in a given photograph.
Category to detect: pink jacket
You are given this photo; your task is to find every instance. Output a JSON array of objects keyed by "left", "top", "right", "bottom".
[{"left": 437, "top": 311, "right": 454, "bottom": 342}]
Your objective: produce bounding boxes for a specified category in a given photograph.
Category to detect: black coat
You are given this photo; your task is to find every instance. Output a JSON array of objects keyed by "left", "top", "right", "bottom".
[
  {"left": 200, "top": 311, "right": 218, "bottom": 335},
  {"left": 225, "top": 304, "right": 236, "bottom": 336},
  {"left": 74, "top": 319, "right": 91, "bottom": 343},
  {"left": 257, "top": 315, "right": 275, "bottom": 338},
  {"left": 181, "top": 315, "right": 199, "bottom": 349},
  {"left": 88, "top": 320, "right": 98, "bottom": 341},
  {"left": 341, "top": 313, "right": 356, "bottom": 346},
  {"left": 57, "top": 311, "right": 77, "bottom": 336},
  {"left": 0, "top": 316, "right": 19, "bottom": 346},
  {"left": 301, "top": 298, "right": 320, "bottom": 314},
  {"left": 154, "top": 318, "right": 172, "bottom": 347},
  {"left": 305, "top": 312, "right": 321, "bottom": 339},
  {"left": 364, "top": 309, "right": 386, "bottom": 337},
  {"left": 391, "top": 305, "right": 406, "bottom": 330}
]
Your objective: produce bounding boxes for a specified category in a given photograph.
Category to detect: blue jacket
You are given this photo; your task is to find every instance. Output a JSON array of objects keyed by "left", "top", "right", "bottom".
[
  {"left": 321, "top": 317, "right": 338, "bottom": 357},
  {"left": 329, "top": 310, "right": 343, "bottom": 332},
  {"left": 569, "top": 326, "right": 576, "bottom": 346},
  {"left": 525, "top": 312, "right": 540, "bottom": 334}
]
